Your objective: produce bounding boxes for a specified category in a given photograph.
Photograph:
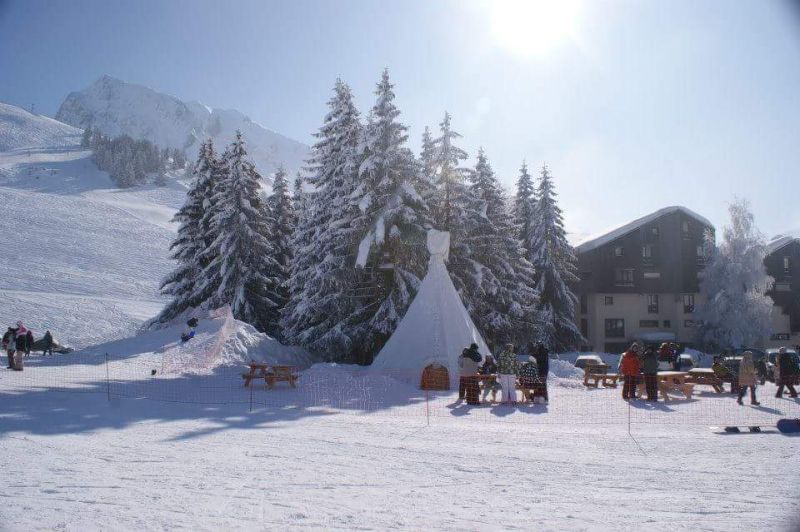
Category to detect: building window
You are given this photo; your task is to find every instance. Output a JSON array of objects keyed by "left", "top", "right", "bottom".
[
  {"left": 614, "top": 246, "right": 624, "bottom": 257},
  {"left": 605, "top": 319, "right": 625, "bottom": 338},
  {"left": 646, "top": 294, "right": 659, "bottom": 314},
  {"left": 580, "top": 318, "right": 589, "bottom": 339},
  {"left": 614, "top": 268, "right": 634, "bottom": 286},
  {"left": 639, "top": 320, "right": 659, "bottom": 328},
  {"left": 604, "top": 296, "right": 614, "bottom": 305},
  {"left": 682, "top": 221, "right": 690, "bottom": 238},
  {"left": 642, "top": 245, "right": 653, "bottom": 259},
  {"left": 663, "top": 320, "right": 671, "bottom": 328},
  {"left": 784, "top": 257, "right": 790, "bottom": 274},
  {"left": 580, "top": 294, "right": 587, "bottom": 314},
  {"left": 643, "top": 271, "right": 661, "bottom": 280},
  {"left": 696, "top": 245, "right": 706, "bottom": 258},
  {"left": 650, "top": 226, "right": 659, "bottom": 237},
  {"left": 682, "top": 294, "right": 695, "bottom": 314},
  {"left": 684, "top": 319, "right": 703, "bottom": 328}
]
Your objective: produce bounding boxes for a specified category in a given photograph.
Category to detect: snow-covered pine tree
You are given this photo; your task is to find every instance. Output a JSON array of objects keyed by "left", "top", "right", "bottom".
[
  {"left": 528, "top": 165, "right": 583, "bottom": 352},
  {"left": 281, "top": 79, "right": 364, "bottom": 359},
  {"left": 156, "top": 140, "right": 220, "bottom": 323},
  {"left": 81, "top": 128, "right": 92, "bottom": 147},
  {"left": 430, "top": 112, "right": 470, "bottom": 233},
  {"left": 266, "top": 165, "right": 294, "bottom": 339},
  {"left": 513, "top": 161, "right": 536, "bottom": 258},
  {"left": 198, "top": 132, "right": 284, "bottom": 334},
  {"left": 350, "top": 69, "right": 430, "bottom": 360},
  {"left": 694, "top": 199, "right": 774, "bottom": 350},
  {"left": 466, "top": 149, "right": 539, "bottom": 349}
]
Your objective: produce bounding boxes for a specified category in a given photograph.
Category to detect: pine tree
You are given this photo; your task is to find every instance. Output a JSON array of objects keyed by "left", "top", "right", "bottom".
[
  {"left": 695, "top": 199, "right": 774, "bottom": 350},
  {"left": 266, "top": 166, "right": 294, "bottom": 339},
  {"left": 430, "top": 112, "right": 470, "bottom": 233},
  {"left": 156, "top": 140, "right": 219, "bottom": 323},
  {"left": 198, "top": 132, "right": 284, "bottom": 333},
  {"left": 513, "top": 161, "right": 536, "bottom": 258},
  {"left": 81, "top": 128, "right": 92, "bottom": 147},
  {"left": 281, "top": 79, "right": 364, "bottom": 359},
  {"left": 466, "top": 149, "right": 539, "bottom": 349},
  {"left": 350, "top": 69, "right": 431, "bottom": 359},
  {"left": 529, "top": 165, "right": 583, "bottom": 352}
]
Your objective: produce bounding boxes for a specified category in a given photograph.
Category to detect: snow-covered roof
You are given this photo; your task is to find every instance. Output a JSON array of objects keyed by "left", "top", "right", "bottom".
[
  {"left": 766, "top": 235, "right": 800, "bottom": 256},
  {"left": 574, "top": 206, "right": 714, "bottom": 254}
]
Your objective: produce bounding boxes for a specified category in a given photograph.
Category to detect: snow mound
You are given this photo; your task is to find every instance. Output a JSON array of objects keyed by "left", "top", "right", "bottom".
[
  {"left": 56, "top": 75, "right": 310, "bottom": 179},
  {"left": 0, "top": 101, "right": 82, "bottom": 151},
  {"left": 548, "top": 358, "right": 584, "bottom": 380}
]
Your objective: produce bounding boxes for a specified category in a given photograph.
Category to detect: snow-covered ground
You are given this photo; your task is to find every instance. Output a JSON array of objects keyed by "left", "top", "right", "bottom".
[
  {"left": 2, "top": 336, "right": 799, "bottom": 530},
  {"left": 0, "top": 139, "right": 186, "bottom": 348}
]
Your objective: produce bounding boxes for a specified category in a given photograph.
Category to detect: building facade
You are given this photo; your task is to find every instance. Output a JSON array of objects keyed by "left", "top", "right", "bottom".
[
  {"left": 574, "top": 207, "right": 713, "bottom": 353},
  {"left": 764, "top": 236, "right": 800, "bottom": 348}
]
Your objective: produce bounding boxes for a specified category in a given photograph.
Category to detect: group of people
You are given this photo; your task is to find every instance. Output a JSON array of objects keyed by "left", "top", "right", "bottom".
[
  {"left": 457, "top": 342, "right": 550, "bottom": 406},
  {"left": 2, "top": 322, "right": 54, "bottom": 371}
]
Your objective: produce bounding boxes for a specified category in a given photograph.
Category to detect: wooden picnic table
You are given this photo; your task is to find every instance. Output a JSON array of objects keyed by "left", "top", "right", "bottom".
[
  {"left": 242, "top": 362, "right": 299, "bottom": 389},
  {"left": 686, "top": 368, "right": 724, "bottom": 393},
  {"left": 655, "top": 371, "right": 693, "bottom": 401},
  {"left": 582, "top": 364, "right": 619, "bottom": 388}
]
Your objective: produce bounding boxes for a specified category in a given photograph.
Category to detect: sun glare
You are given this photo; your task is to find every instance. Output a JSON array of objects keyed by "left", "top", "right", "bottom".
[{"left": 490, "top": 0, "right": 581, "bottom": 57}]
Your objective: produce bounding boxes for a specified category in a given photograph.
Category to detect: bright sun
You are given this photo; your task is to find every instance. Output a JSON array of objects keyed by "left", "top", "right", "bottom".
[{"left": 490, "top": 0, "right": 581, "bottom": 57}]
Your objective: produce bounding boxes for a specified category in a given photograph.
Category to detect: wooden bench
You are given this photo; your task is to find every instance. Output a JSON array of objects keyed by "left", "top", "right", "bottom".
[
  {"left": 583, "top": 364, "right": 612, "bottom": 388},
  {"left": 685, "top": 370, "right": 724, "bottom": 393}
]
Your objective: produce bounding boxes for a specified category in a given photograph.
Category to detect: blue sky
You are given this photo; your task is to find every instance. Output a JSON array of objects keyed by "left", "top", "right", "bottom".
[{"left": 1, "top": 0, "right": 799, "bottom": 239}]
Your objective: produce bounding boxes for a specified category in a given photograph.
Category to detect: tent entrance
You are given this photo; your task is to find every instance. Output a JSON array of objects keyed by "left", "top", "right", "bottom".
[{"left": 420, "top": 364, "right": 450, "bottom": 391}]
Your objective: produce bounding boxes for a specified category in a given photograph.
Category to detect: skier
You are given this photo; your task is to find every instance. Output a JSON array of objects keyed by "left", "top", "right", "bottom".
[
  {"left": 2, "top": 327, "right": 17, "bottom": 369},
  {"left": 458, "top": 343, "right": 482, "bottom": 403},
  {"left": 620, "top": 344, "right": 641, "bottom": 400},
  {"left": 642, "top": 346, "right": 659, "bottom": 402},
  {"left": 775, "top": 347, "right": 799, "bottom": 398},
  {"left": 496, "top": 343, "right": 520, "bottom": 405},
  {"left": 736, "top": 351, "right": 760, "bottom": 405},
  {"left": 42, "top": 330, "right": 54, "bottom": 356},
  {"left": 14, "top": 322, "right": 31, "bottom": 369},
  {"left": 181, "top": 317, "right": 199, "bottom": 343}
]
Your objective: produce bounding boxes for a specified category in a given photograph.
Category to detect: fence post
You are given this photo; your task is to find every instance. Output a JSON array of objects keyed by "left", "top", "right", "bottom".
[
  {"left": 249, "top": 380, "right": 253, "bottom": 413},
  {"left": 425, "top": 388, "right": 430, "bottom": 426},
  {"left": 105, "top": 352, "right": 110, "bottom": 402}
]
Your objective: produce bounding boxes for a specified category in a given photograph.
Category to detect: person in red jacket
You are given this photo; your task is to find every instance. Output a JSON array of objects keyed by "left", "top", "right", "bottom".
[{"left": 620, "top": 345, "right": 641, "bottom": 400}]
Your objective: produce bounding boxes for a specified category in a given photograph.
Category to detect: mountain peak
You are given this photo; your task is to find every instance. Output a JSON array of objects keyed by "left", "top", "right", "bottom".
[{"left": 55, "top": 77, "right": 309, "bottom": 177}]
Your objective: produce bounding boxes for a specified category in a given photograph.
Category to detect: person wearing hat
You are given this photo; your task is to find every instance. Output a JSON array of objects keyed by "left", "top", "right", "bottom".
[
  {"left": 641, "top": 346, "right": 659, "bottom": 402},
  {"left": 737, "top": 351, "right": 760, "bottom": 405},
  {"left": 496, "top": 343, "right": 520, "bottom": 405},
  {"left": 518, "top": 355, "right": 540, "bottom": 402},
  {"left": 458, "top": 343, "right": 483, "bottom": 404},
  {"left": 619, "top": 343, "right": 642, "bottom": 400}
]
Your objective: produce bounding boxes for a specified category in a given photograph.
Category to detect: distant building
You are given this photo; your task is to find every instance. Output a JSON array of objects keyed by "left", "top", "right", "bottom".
[
  {"left": 764, "top": 236, "right": 800, "bottom": 348},
  {"left": 573, "top": 206, "right": 714, "bottom": 353}
]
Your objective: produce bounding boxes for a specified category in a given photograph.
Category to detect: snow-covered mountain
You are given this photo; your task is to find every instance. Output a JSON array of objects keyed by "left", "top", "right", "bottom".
[
  {"left": 56, "top": 75, "right": 309, "bottom": 178},
  {"left": 0, "top": 101, "right": 82, "bottom": 151}
]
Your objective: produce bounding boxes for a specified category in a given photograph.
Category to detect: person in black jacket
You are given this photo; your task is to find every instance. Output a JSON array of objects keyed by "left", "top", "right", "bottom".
[
  {"left": 530, "top": 343, "right": 550, "bottom": 403},
  {"left": 42, "top": 331, "right": 54, "bottom": 356},
  {"left": 3, "top": 327, "right": 16, "bottom": 369},
  {"left": 775, "top": 347, "right": 799, "bottom": 398}
]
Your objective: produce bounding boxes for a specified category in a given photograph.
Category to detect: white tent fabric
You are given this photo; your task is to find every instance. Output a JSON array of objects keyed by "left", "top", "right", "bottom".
[{"left": 371, "top": 229, "right": 492, "bottom": 386}]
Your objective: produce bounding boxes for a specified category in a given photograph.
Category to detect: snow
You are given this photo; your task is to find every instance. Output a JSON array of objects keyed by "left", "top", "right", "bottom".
[
  {"left": 355, "top": 230, "right": 373, "bottom": 268},
  {"left": 2, "top": 355, "right": 799, "bottom": 530},
  {"left": 575, "top": 206, "right": 714, "bottom": 254},
  {"left": 0, "top": 106, "right": 188, "bottom": 347},
  {"left": 55, "top": 75, "right": 310, "bottom": 178},
  {"left": 0, "top": 101, "right": 82, "bottom": 151},
  {"left": 766, "top": 234, "right": 799, "bottom": 255}
]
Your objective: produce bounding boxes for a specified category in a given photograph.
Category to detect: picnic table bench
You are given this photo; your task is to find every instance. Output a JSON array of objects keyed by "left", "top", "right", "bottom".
[
  {"left": 685, "top": 368, "right": 724, "bottom": 393},
  {"left": 654, "top": 371, "right": 694, "bottom": 401},
  {"left": 242, "top": 362, "right": 299, "bottom": 389},
  {"left": 582, "top": 364, "right": 620, "bottom": 388}
]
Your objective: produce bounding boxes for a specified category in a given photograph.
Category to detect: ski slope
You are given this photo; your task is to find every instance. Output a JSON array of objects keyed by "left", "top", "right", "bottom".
[
  {"left": 0, "top": 105, "right": 186, "bottom": 347},
  {"left": 0, "top": 101, "right": 83, "bottom": 151}
]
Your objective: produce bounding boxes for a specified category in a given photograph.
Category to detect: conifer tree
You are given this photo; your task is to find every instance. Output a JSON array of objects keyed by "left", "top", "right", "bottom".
[
  {"left": 513, "top": 161, "right": 536, "bottom": 258},
  {"left": 156, "top": 140, "right": 219, "bottom": 323},
  {"left": 266, "top": 165, "right": 294, "bottom": 338},
  {"left": 529, "top": 165, "right": 583, "bottom": 351},
  {"left": 281, "top": 80, "right": 364, "bottom": 358},
  {"left": 695, "top": 199, "right": 774, "bottom": 350},
  {"left": 198, "top": 132, "right": 284, "bottom": 334},
  {"left": 466, "top": 149, "right": 539, "bottom": 349},
  {"left": 350, "top": 69, "right": 430, "bottom": 358}
]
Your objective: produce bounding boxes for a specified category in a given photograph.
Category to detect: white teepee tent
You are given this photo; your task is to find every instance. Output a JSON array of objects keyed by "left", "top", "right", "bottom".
[{"left": 371, "top": 229, "right": 492, "bottom": 387}]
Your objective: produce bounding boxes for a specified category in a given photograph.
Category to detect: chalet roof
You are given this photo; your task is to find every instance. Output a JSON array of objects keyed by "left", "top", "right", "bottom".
[
  {"left": 574, "top": 206, "right": 714, "bottom": 255},
  {"left": 766, "top": 235, "right": 800, "bottom": 256}
]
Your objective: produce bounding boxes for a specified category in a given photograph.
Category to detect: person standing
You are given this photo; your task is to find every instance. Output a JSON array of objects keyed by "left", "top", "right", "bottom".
[
  {"left": 42, "top": 331, "right": 54, "bottom": 356},
  {"left": 13, "top": 322, "right": 30, "bottom": 370},
  {"left": 496, "top": 343, "right": 520, "bottom": 405},
  {"left": 737, "top": 351, "right": 760, "bottom": 405},
  {"left": 620, "top": 344, "right": 641, "bottom": 400},
  {"left": 641, "top": 347, "right": 659, "bottom": 402},
  {"left": 458, "top": 343, "right": 482, "bottom": 404},
  {"left": 518, "top": 356, "right": 539, "bottom": 402},
  {"left": 775, "top": 347, "right": 799, "bottom": 398},
  {"left": 479, "top": 355, "right": 500, "bottom": 402},
  {"left": 2, "top": 327, "right": 17, "bottom": 369},
  {"left": 531, "top": 343, "right": 550, "bottom": 404}
]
